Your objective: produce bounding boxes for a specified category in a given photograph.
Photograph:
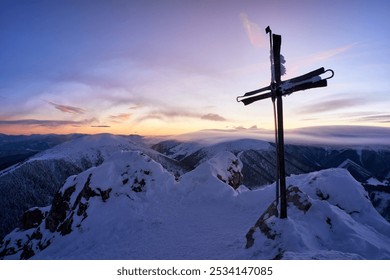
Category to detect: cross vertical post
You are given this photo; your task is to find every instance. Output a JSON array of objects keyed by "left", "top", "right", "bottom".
[
  {"left": 236, "top": 26, "right": 334, "bottom": 219},
  {"left": 272, "top": 33, "right": 287, "bottom": 219}
]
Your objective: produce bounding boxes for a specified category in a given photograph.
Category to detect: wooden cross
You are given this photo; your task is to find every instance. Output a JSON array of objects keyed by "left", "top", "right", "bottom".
[{"left": 237, "top": 26, "right": 334, "bottom": 219}]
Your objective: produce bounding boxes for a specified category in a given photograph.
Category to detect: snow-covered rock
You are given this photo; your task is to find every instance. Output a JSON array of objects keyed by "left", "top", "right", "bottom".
[
  {"left": 246, "top": 169, "right": 390, "bottom": 259},
  {"left": 199, "top": 151, "right": 243, "bottom": 189}
]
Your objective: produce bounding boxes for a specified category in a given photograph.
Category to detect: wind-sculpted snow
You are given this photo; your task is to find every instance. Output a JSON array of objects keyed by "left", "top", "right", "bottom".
[{"left": 1, "top": 151, "right": 390, "bottom": 260}]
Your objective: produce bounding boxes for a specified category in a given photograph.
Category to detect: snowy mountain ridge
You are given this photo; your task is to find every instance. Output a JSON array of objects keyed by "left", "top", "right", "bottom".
[
  {"left": 20, "top": 133, "right": 145, "bottom": 165},
  {"left": 0, "top": 134, "right": 185, "bottom": 240},
  {"left": 1, "top": 149, "right": 390, "bottom": 260}
]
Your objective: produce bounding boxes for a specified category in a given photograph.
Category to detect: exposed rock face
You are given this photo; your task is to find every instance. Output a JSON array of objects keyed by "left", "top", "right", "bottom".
[
  {"left": 246, "top": 200, "right": 279, "bottom": 247},
  {"left": 287, "top": 186, "right": 312, "bottom": 213},
  {"left": 227, "top": 159, "right": 244, "bottom": 189},
  {"left": 364, "top": 185, "right": 390, "bottom": 222},
  {"left": 211, "top": 153, "right": 244, "bottom": 190},
  {"left": 45, "top": 184, "right": 77, "bottom": 233},
  {"left": 246, "top": 186, "right": 312, "bottom": 249},
  {"left": 0, "top": 170, "right": 113, "bottom": 259},
  {"left": 0, "top": 159, "right": 84, "bottom": 240},
  {"left": 21, "top": 207, "right": 47, "bottom": 230}
]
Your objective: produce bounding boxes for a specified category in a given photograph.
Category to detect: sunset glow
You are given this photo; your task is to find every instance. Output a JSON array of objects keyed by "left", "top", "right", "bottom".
[{"left": 1, "top": 0, "right": 389, "bottom": 136}]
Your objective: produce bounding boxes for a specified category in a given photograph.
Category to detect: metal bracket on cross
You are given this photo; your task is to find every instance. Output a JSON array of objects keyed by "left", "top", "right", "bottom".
[{"left": 236, "top": 26, "right": 334, "bottom": 219}]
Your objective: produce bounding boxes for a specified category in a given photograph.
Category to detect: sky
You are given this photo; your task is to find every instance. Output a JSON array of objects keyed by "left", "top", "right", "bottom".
[{"left": 0, "top": 0, "right": 389, "bottom": 136}]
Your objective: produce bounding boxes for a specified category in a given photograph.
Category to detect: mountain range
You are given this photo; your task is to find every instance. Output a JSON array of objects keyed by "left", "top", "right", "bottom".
[
  {"left": 0, "top": 130, "right": 390, "bottom": 259},
  {"left": 0, "top": 133, "right": 84, "bottom": 170}
]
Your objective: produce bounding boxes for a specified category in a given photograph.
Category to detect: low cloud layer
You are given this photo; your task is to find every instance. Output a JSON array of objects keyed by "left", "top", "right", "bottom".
[
  {"left": 297, "top": 97, "right": 366, "bottom": 115},
  {"left": 173, "top": 125, "right": 390, "bottom": 147}
]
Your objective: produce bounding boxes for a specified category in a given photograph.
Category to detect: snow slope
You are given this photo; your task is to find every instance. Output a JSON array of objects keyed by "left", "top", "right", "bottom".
[{"left": 1, "top": 151, "right": 390, "bottom": 260}]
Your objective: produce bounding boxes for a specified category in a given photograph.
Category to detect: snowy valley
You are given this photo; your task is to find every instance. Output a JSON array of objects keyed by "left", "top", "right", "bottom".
[{"left": 1, "top": 131, "right": 390, "bottom": 259}]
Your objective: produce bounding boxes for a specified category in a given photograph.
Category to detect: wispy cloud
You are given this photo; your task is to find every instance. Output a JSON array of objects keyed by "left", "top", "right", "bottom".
[
  {"left": 91, "top": 125, "right": 111, "bottom": 128},
  {"left": 354, "top": 114, "right": 390, "bottom": 123},
  {"left": 136, "top": 109, "right": 198, "bottom": 122},
  {"left": 108, "top": 113, "right": 131, "bottom": 123},
  {"left": 232, "top": 125, "right": 259, "bottom": 130},
  {"left": 300, "top": 110, "right": 390, "bottom": 125},
  {"left": 201, "top": 113, "right": 226, "bottom": 121},
  {"left": 297, "top": 97, "right": 366, "bottom": 115},
  {"left": 289, "top": 43, "right": 356, "bottom": 75},
  {"left": 312, "top": 43, "right": 356, "bottom": 61},
  {"left": 239, "top": 13, "right": 266, "bottom": 48},
  {"left": 136, "top": 108, "right": 227, "bottom": 123},
  {"left": 45, "top": 100, "right": 86, "bottom": 115},
  {"left": 129, "top": 104, "right": 143, "bottom": 110},
  {"left": 0, "top": 118, "right": 97, "bottom": 127}
]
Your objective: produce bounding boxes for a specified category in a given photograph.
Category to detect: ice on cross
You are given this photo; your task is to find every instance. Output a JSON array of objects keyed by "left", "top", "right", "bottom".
[{"left": 271, "top": 52, "right": 286, "bottom": 76}]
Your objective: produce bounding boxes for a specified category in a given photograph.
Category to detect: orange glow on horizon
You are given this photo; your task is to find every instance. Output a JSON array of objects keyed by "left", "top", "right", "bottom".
[
  {"left": 2, "top": 117, "right": 390, "bottom": 137},
  {"left": 0, "top": 120, "right": 217, "bottom": 136}
]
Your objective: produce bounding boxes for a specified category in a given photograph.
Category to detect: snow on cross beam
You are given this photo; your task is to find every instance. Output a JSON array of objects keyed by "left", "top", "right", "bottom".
[{"left": 236, "top": 26, "right": 334, "bottom": 219}]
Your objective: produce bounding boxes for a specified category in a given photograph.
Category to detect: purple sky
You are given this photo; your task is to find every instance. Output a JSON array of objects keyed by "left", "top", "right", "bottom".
[{"left": 0, "top": 0, "right": 389, "bottom": 136}]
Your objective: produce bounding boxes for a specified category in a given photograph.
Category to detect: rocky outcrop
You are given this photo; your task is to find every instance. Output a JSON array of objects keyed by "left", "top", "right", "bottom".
[
  {"left": 246, "top": 186, "right": 312, "bottom": 251},
  {"left": 216, "top": 158, "right": 243, "bottom": 189},
  {"left": 0, "top": 171, "right": 113, "bottom": 259},
  {"left": 21, "top": 207, "right": 47, "bottom": 230},
  {"left": 205, "top": 152, "right": 244, "bottom": 190}
]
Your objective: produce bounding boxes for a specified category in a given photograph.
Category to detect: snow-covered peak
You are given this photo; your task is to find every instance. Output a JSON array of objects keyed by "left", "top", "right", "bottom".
[
  {"left": 289, "top": 169, "right": 384, "bottom": 226},
  {"left": 179, "top": 151, "right": 244, "bottom": 199},
  {"left": 29, "top": 133, "right": 145, "bottom": 162}
]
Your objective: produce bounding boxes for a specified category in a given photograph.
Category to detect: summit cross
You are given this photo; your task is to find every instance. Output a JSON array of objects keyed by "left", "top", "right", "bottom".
[{"left": 236, "top": 26, "right": 334, "bottom": 219}]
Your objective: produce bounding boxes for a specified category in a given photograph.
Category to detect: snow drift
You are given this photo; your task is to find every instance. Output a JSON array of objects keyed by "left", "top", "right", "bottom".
[{"left": 1, "top": 150, "right": 390, "bottom": 260}]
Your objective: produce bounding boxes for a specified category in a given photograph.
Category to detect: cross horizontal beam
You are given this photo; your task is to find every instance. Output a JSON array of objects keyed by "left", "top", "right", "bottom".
[{"left": 236, "top": 67, "right": 334, "bottom": 105}]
